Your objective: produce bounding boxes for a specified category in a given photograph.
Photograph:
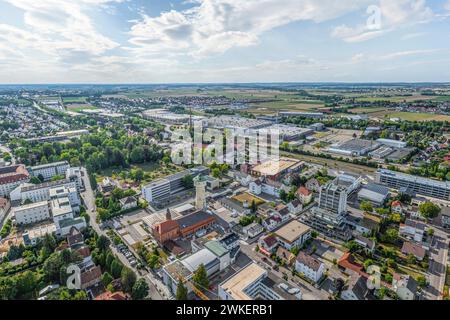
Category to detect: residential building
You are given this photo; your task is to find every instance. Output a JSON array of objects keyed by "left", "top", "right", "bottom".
[
  {"left": 375, "top": 169, "right": 450, "bottom": 201},
  {"left": 119, "top": 196, "right": 137, "bottom": 211},
  {"left": 29, "top": 161, "right": 70, "bottom": 181},
  {"left": 56, "top": 217, "right": 87, "bottom": 237},
  {"left": 14, "top": 201, "right": 50, "bottom": 225},
  {"left": 50, "top": 197, "right": 74, "bottom": 224},
  {"left": 80, "top": 266, "right": 102, "bottom": 290},
  {"left": 295, "top": 251, "right": 325, "bottom": 283},
  {"left": 353, "top": 234, "right": 375, "bottom": 253},
  {"left": 49, "top": 185, "right": 80, "bottom": 212},
  {"left": 0, "top": 197, "right": 10, "bottom": 219},
  {"left": 258, "top": 234, "right": 278, "bottom": 255},
  {"left": 274, "top": 220, "right": 311, "bottom": 250},
  {"left": 66, "top": 167, "right": 83, "bottom": 191},
  {"left": 276, "top": 246, "right": 296, "bottom": 266},
  {"left": 305, "top": 178, "right": 320, "bottom": 192},
  {"left": 22, "top": 223, "right": 57, "bottom": 246},
  {"left": 341, "top": 274, "right": 370, "bottom": 300},
  {"left": 399, "top": 219, "right": 426, "bottom": 243},
  {"left": 401, "top": 241, "right": 426, "bottom": 261},
  {"left": 288, "top": 199, "right": 302, "bottom": 215},
  {"left": 392, "top": 273, "right": 418, "bottom": 300},
  {"left": 442, "top": 207, "right": 450, "bottom": 228},
  {"left": 243, "top": 222, "right": 264, "bottom": 238},
  {"left": 391, "top": 200, "right": 404, "bottom": 214},
  {"left": 11, "top": 179, "right": 77, "bottom": 205},
  {"left": 296, "top": 186, "right": 312, "bottom": 204},
  {"left": 0, "top": 165, "right": 30, "bottom": 197}
]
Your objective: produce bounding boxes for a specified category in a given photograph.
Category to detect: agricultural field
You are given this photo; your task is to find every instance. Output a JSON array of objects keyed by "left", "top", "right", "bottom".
[
  {"left": 355, "top": 95, "right": 434, "bottom": 103},
  {"left": 62, "top": 96, "right": 88, "bottom": 103},
  {"left": 65, "top": 103, "right": 98, "bottom": 113},
  {"left": 387, "top": 112, "right": 450, "bottom": 122}
]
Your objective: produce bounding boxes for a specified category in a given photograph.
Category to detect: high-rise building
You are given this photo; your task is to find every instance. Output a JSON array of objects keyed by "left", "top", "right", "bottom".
[
  {"left": 194, "top": 176, "right": 207, "bottom": 210},
  {"left": 317, "top": 182, "right": 347, "bottom": 215}
]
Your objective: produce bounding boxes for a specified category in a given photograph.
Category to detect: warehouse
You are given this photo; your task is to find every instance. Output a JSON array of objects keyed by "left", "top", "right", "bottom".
[
  {"left": 327, "top": 139, "right": 380, "bottom": 157},
  {"left": 376, "top": 139, "right": 407, "bottom": 149},
  {"left": 357, "top": 183, "right": 390, "bottom": 207},
  {"left": 265, "top": 124, "right": 314, "bottom": 141}
]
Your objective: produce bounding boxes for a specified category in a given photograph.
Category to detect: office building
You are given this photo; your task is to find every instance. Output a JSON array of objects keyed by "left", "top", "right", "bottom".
[{"left": 375, "top": 169, "right": 450, "bottom": 200}]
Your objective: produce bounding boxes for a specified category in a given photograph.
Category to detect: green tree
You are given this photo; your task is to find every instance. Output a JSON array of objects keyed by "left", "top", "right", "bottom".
[
  {"left": 110, "top": 259, "right": 123, "bottom": 279},
  {"left": 383, "top": 228, "right": 399, "bottom": 244},
  {"left": 101, "top": 272, "right": 114, "bottom": 287},
  {"left": 360, "top": 201, "right": 373, "bottom": 213},
  {"left": 417, "top": 276, "right": 427, "bottom": 288},
  {"left": 121, "top": 267, "right": 137, "bottom": 293},
  {"left": 96, "top": 235, "right": 111, "bottom": 252},
  {"left": 419, "top": 202, "right": 441, "bottom": 219},
  {"left": 192, "top": 264, "right": 209, "bottom": 292},
  {"left": 176, "top": 279, "right": 188, "bottom": 300},
  {"left": 131, "top": 278, "right": 149, "bottom": 300},
  {"left": 181, "top": 174, "right": 194, "bottom": 188}
]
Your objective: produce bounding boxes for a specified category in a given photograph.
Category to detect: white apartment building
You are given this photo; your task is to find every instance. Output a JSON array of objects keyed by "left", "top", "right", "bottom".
[
  {"left": 10, "top": 179, "right": 77, "bottom": 204},
  {"left": 295, "top": 252, "right": 325, "bottom": 283},
  {"left": 66, "top": 167, "right": 83, "bottom": 191},
  {"left": 14, "top": 201, "right": 50, "bottom": 225},
  {"left": 49, "top": 185, "right": 80, "bottom": 212},
  {"left": 50, "top": 197, "right": 74, "bottom": 224},
  {"left": 30, "top": 161, "right": 70, "bottom": 181}
]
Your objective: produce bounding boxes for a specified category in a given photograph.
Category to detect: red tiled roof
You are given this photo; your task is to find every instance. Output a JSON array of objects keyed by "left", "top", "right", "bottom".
[
  {"left": 262, "top": 234, "right": 278, "bottom": 248},
  {"left": 95, "top": 291, "right": 128, "bottom": 300},
  {"left": 77, "top": 246, "right": 91, "bottom": 258},
  {"left": 0, "top": 165, "right": 30, "bottom": 185},
  {"left": 80, "top": 266, "right": 102, "bottom": 285},
  {"left": 391, "top": 200, "right": 402, "bottom": 207},
  {"left": 401, "top": 241, "right": 426, "bottom": 259},
  {"left": 155, "top": 220, "right": 179, "bottom": 234},
  {"left": 297, "top": 186, "right": 311, "bottom": 196}
]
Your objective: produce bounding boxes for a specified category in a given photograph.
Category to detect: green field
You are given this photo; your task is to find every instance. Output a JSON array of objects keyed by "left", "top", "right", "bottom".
[
  {"left": 66, "top": 104, "right": 97, "bottom": 112},
  {"left": 387, "top": 112, "right": 450, "bottom": 122},
  {"left": 63, "top": 96, "right": 88, "bottom": 103},
  {"left": 432, "top": 95, "right": 450, "bottom": 102}
]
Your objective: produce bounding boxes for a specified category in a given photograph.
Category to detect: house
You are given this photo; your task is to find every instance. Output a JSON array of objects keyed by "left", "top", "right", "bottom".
[
  {"left": 258, "top": 234, "right": 278, "bottom": 255},
  {"left": 399, "top": 219, "right": 426, "bottom": 243},
  {"left": 305, "top": 178, "right": 320, "bottom": 192},
  {"left": 346, "top": 214, "right": 380, "bottom": 236},
  {"left": 353, "top": 234, "right": 375, "bottom": 253},
  {"left": 440, "top": 206, "right": 450, "bottom": 228},
  {"left": 262, "top": 216, "right": 282, "bottom": 231},
  {"left": 341, "top": 273, "right": 370, "bottom": 300},
  {"left": 401, "top": 241, "right": 426, "bottom": 261},
  {"left": 0, "top": 197, "right": 10, "bottom": 218},
  {"left": 67, "top": 227, "right": 84, "bottom": 248},
  {"left": 234, "top": 171, "right": 252, "bottom": 186},
  {"left": 274, "top": 220, "right": 311, "bottom": 250},
  {"left": 295, "top": 251, "right": 325, "bottom": 283},
  {"left": 392, "top": 273, "right": 418, "bottom": 300},
  {"left": 296, "top": 186, "right": 312, "bottom": 204},
  {"left": 287, "top": 199, "right": 302, "bottom": 215},
  {"left": 273, "top": 204, "right": 291, "bottom": 222},
  {"left": 391, "top": 200, "right": 404, "bottom": 214},
  {"left": 80, "top": 266, "right": 102, "bottom": 290},
  {"left": 119, "top": 196, "right": 137, "bottom": 211},
  {"left": 249, "top": 179, "right": 262, "bottom": 195},
  {"left": 243, "top": 222, "right": 264, "bottom": 238},
  {"left": 95, "top": 291, "right": 128, "bottom": 300},
  {"left": 276, "top": 246, "right": 296, "bottom": 266}
]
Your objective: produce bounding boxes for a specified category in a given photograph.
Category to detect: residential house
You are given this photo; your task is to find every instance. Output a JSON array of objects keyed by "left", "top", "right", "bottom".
[
  {"left": 442, "top": 206, "right": 450, "bottom": 228},
  {"left": 287, "top": 199, "right": 302, "bottom": 215},
  {"left": 392, "top": 273, "right": 418, "bottom": 300},
  {"left": 295, "top": 251, "right": 325, "bottom": 283},
  {"left": 95, "top": 291, "right": 128, "bottom": 300},
  {"left": 262, "top": 216, "right": 282, "bottom": 231},
  {"left": 243, "top": 222, "right": 264, "bottom": 238},
  {"left": 353, "top": 234, "right": 375, "bottom": 253},
  {"left": 258, "top": 234, "right": 278, "bottom": 255},
  {"left": 399, "top": 219, "right": 426, "bottom": 243},
  {"left": 401, "top": 241, "right": 426, "bottom": 261},
  {"left": 305, "top": 178, "right": 320, "bottom": 193},
  {"left": 0, "top": 197, "right": 10, "bottom": 218},
  {"left": 119, "top": 196, "right": 137, "bottom": 211},
  {"left": 391, "top": 200, "right": 404, "bottom": 215},
  {"left": 80, "top": 266, "right": 102, "bottom": 290},
  {"left": 276, "top": 246, "right": 296, "bottom": 266},
  {"left": 341, "top": 273, "right": 370, "bottom": 300},
  {"left": 249, "top": 179, "right": 263, "bottom": 195},
  {"left": 296, "top": 186, "right": 313, "bottom": 205}
]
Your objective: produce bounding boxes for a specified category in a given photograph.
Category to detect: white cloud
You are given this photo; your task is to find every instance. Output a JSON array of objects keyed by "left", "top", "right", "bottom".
[
  {"left": 331, "top": 0, "right": 434, "bottom": 43},
  {"left": 128, "top": 0, "right": 373, "bottom": 58},
  {"left": 445, "top": 1, "right": 450, "bottom": 11}
]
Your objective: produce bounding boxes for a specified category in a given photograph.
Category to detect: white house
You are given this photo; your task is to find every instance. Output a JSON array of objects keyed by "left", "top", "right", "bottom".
[
  {"left": 243, "top": 222, "right": 264, "bottom": 238},
  {"left": 392, "top": 273, "right": 418, "bottom": 300},
  {"left": 119, "top": 196, "right": 138, "bottom": 211},
  {"left": 399, "top": 219, "right": 426, "bottom": 243},
  {"left": 249, "top": 180, "right": 262, "bottom": 195},
  {"left": 288, "top": 199, "right": 303, "bottom": 215},
  {"left": 295, "top": 251, "right": 325, "bottom": 283},
  {"left": 14, "top": 201, "right": 50, "bottom": 225}
]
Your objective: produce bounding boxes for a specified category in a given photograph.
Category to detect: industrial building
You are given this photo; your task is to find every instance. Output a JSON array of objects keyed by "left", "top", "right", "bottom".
[
  {"left": 207, "top": 116, "right": 272, "bottom": 131},
  {"left": 376, "top": 139, "right": 407, "bottom": 149},
  {"left": 327, "top": 139, "right": 380, "bottom": 157},
  {"left": 264, "top": 124, "right": 314, "bottom": 141},
  {"left": 142, "top": 109, "right": 205, "bottom": 125},
  {"left": 375, "top": 169, "right": 450, "bottom": 201},
  {"left": 279, "top": 112, "right": 324, "bottom": 119},
  {"left": 357, "top": 183, "right": 390, "bottom": 206}
]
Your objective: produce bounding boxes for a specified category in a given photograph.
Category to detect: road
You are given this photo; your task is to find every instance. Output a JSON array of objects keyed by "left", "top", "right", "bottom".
[
  {"left": 240, "top": 241, "right": 330, "bottom": 300},
  {"left": 422, "top": 227, "right": 449, "bottom": 300},
  {"left": 80, "top": 167, "right": 167, "bottom": 300}
]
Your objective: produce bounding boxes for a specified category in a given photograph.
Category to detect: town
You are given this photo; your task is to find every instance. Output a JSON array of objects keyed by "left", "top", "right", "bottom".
[{"left": 0, "top": 83, "right": 449, "bottom": 302}]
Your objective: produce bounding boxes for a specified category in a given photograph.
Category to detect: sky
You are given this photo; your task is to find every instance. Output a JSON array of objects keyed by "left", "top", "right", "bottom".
[{"left": 0, "top": 0, "right": 449, "bottom": 84}]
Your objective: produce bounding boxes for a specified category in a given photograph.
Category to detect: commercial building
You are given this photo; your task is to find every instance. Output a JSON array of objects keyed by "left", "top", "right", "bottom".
[
  {"left": 250, "top": 157, "right": 303, "bottom": 181},
  {"left": 376, "top": 139, "right": 407, "bottom": 149},
  {"left": 142, "top": 109, "right": 206, "bottom": 125},
  {"left": 14, "top": 201, "right": 50, "bottom": 225},
  {"left": 357, "top": 183, "right": 390, "bottom": 207},
  {"left": 207, "top": 116, "right": 272, "bottom": 131},
  {"left": 265, "top": 124, "right": 313, "bottom": 141},
  {"left": 375, "top": 169, "right": 450, "bottom": 200},
  {"left": 327, "top": 139, "right": 380, "bottom": 157},
  {"left": 142, "top": 166, "right": 209, "bottom": 203},
  {"left": 29, "top": 161, "right": 70, "bottom": 181},
  {"left": 0, "top": 165, "right": 30, "bottom": 197},
  {"left": 274, "top": 220, "right": 311, "bottom": 250}
]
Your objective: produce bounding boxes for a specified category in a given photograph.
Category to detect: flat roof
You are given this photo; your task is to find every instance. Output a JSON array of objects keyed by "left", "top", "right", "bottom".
[
  {"left": 251, "top": 157, "right": 301, "bottom": 176},
  {"left": 31, "top": 161, "right": 69, "bottom": 171},
  {"left": 181, "top": 248, "right": 218, "bottom": 272},
  {"left": 275, "top": 220, "right": 311, "bottom": 244},
  {"left": 204, "top": 240, "right": 228, "bottom": 257},
  {"left": 220, "top": 263, "right": 266, "bottom": 300},
  {"left": 378, "top": 169, "right": 450, "bottom": 189},
  {"left": 14, "top": 200, "right": 48, "bottom": 211}
]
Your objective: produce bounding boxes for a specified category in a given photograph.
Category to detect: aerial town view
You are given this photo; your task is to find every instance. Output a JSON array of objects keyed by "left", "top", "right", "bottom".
[{"left": 0, "top": 0, "right": 449, "bottom": 311}]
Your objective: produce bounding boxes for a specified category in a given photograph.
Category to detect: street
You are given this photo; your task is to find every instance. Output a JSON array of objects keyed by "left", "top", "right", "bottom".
[{"left": 80, "top": 167, "right": 168, "bottom": 300}]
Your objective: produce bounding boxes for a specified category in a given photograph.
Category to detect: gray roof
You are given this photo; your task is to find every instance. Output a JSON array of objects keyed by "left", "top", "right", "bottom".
[{"left": 176, "top": 210, "right": 214, "bottom": 229}]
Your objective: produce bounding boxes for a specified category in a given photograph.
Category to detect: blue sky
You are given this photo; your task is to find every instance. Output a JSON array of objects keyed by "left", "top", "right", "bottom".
[{"left": 0, "top": 0, "right": 449, "bottom": 83}]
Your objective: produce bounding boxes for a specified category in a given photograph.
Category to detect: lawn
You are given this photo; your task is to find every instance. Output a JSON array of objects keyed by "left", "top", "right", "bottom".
[
  {"left": 63, "top": 96, "right": 88, "bottom": 103},
  {"left": 387, "top": 112, "right": 450, "bottom": 122},
  {"left": 232, "top": 192, "right": 265, "bottom": 206}
]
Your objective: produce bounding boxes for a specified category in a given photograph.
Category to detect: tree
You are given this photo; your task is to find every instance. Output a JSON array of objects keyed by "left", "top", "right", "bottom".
[
  {"left": 121, "top": 267, "right": 137, "bottom": 293},
  {"left": 417, "top": 276, "right": 427, "bottom": 288},
  {"left": 102, "top": 272, "right": 114, "bottom": 287},
  {"left": 211, "top": 168, "right": 221, "bottom": 178},
  {"left": 192, "top": 264, "right": 209, "bottom": 292},
  {"left": 30, "top": 176, "right": 42, "bottom": 184},
  {"left": 181, "top": 174, "right": 194, "bottom": 188},
  {"left": 360, "top": 201, "right": 373, "bottom": 213},
  {"left": 279, "top": 189, "right": 287, "bottom": 202},
  {"left": 250, "top": 200, "right": 257, "bottom": 213},
  {"left": 419, "top": 202, "right": 441, "bottom": 219},
  {"left": 96, "top": 235, "right": 111, "bottom": 252},
  {"left": 176, "top": 279, "right": 188, "bottom": 300},
  {"left": 110, "top": 259, "right": 123, "bottom": 279},
  {"left": 383, "top": 228, "right": 399, "bottom": 244},
  {"left": 131, "top": 278, "right": 149, "bottom": 300}
]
